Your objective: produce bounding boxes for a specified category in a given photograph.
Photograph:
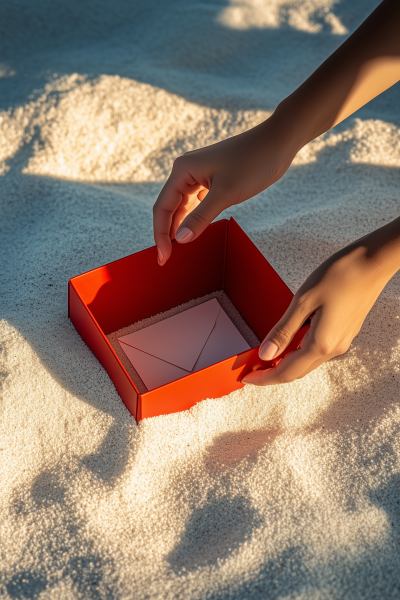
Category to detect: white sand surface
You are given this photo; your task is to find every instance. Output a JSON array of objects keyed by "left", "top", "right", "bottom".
[{"left": 1, "top": 1, "right": 400, "bottom": 598}]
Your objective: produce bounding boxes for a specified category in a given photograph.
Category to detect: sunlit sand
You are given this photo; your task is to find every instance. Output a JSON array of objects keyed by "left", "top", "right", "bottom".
[{"left": 1, "top": 0, "right": 399, "bottom": 597}]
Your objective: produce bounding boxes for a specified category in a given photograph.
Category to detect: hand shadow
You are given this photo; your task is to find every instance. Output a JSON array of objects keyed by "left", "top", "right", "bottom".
[{"left": 167, "top": 428, "right": 280, "bottom": 573}]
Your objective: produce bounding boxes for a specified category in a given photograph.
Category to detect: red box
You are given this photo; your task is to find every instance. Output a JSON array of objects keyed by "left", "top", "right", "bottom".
[{"left": 68, "top": 218, "right": 307, "bottom": 422}]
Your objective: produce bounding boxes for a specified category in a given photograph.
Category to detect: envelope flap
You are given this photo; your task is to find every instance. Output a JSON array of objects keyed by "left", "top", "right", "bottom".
[{"left": 118, "top": 299, "right": 221, "bottom": 371}]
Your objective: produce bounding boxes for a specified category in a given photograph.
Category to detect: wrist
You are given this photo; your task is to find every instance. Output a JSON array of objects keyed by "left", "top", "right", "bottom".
[
  {"left": 272, "top": 96, "right": 324, "bottom": 154},
  {"left": 334, "top": 217, "right": 400, "bottom": 290},
  {"left": 320, "top": 218, "right": 400, "bottom": 295},
  {"left": 256, "top": 103, "right": 307, "bottom": 160},
  {"left": 361, "top": 217, "right": 400, "bottom": 280}
]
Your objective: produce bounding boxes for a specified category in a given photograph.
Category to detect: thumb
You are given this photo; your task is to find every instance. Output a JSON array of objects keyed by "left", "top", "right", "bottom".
[
  {"left": 175, "top": 185, "right": 229, "bottom": 244},
  {"left": 259, "top": 297, "right": 312, "bottom": 361}
]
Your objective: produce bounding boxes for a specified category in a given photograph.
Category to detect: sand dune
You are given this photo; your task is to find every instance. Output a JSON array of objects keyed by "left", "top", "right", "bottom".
[{"left": 1, "top": 0, "right": 400, "bottom": 598}]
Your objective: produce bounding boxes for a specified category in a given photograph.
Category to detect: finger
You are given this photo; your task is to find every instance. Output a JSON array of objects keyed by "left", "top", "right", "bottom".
[
  {"left": 175, "top": 183, "right": 231, "bottom": 244},
  {"left": 244, "top": 309, "right": 343, "bottom": 386},
  {"left": 258, "top": 297, "right": 315, "bottom": 361},
  {"left": 171, "top": 188, "right": 208, "bottom": 236},
  {"left": 197, "top": 188, "right": 209, "bottom": 202},
  {"left": 242, "top": 340, "right": 319, "bottom": 386},
  {"left": 241, "top": 351, "right": 327, "bottom": 386},
  {"left": 153, "top": 172, "right": 203, "bottom": 264},
  {"left": 170, "top": 192, "right": 203, "bottom": 240}
]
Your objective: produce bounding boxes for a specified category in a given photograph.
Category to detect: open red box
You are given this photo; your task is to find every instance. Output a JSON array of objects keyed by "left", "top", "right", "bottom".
[{"left": 68, "top": 218, "right": 307, "bottom": 422}]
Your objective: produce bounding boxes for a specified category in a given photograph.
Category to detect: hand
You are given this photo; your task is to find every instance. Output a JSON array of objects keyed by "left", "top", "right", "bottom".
[
  {"left": 242, "top": 227, "right": 399, "bottom": 385},
  {"left": 153, "top": 114, "right": 299, "bottom": 265},
  {"left": 153, "top": 0, "right": 400, "bottom": 266}
]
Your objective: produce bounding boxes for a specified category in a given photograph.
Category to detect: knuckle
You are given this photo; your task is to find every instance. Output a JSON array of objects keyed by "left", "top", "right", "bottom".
[
  {"left": 272, "top": 323, "right": 293, "bottom": 345},
  {"left": 312, "top": 335, "right": 351, "bottom": 359},
  {"left": 173, "top": 155, "right": 184, "bottom": 166},
  {"left": 334, "top": 341, "right": 351, "bottom": 357},
  {"left": 312, "top": 339, "right": 334, "bottom": 358},
  {"left": 292, "top": 292, "right": 313, "bottom": 316},
  {"left": 186, "top": 211, "right": 209, "bottom": 228},
  {"left": 293, "top": 292, "right": 309, "bottom": 310},
  {"left": 153, "top": 196, "right": 166, "bottom": 213},
  {"left": 172, "top": 154, "right": 189, "bottom": 170}
]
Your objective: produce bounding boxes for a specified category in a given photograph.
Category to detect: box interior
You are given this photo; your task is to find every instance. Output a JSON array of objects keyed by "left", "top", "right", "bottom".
[{"left": 106, "top": 289, "right": 261, "bottom": 394}]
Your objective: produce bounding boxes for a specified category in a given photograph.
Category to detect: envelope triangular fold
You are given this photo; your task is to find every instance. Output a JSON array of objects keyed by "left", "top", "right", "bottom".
[
  {"left": 118, "top": 342, "right": 190, "bottom": 390},
  {"left": 193, "top": 307, "right": 251, "bottom": 372},
  {"left": 118, "top": 299, "right": 221, "bottom": 372}
]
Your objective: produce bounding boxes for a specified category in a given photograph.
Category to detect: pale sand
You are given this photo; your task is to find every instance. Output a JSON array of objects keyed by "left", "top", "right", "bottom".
[{"left": 1, "top": 1, "right": 400, "bottom": 598}]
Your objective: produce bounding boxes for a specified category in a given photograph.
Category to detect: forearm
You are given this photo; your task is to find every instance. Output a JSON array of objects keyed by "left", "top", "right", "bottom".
[
  {"left": 321, "top": 216, "right": 400, "bottom": 300},
  {"left": 275, "top": 0, "right": 400, "bottom": 151},
  {"left": 357, "top": 216, "right": 400, "bottom": 282}
]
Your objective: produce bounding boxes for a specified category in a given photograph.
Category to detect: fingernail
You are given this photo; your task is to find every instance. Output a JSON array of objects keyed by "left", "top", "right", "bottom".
[
  {"left": 157, "top": 247, "right": 164, "bottom": 262},
  {"left": 259, "top": 340, "right": 278, "bottom": 361},
  {"left": 176, "top": 227, "right": 194, "bottom": 243}
]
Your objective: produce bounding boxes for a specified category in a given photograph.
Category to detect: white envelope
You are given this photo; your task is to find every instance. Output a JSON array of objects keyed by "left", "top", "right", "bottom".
[{"left": 118, "top": 299, "right": 250, "bottom": 391}]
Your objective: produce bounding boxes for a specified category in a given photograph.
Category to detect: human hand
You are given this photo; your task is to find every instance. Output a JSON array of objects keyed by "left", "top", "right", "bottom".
[
  {"left": 153, "top": 114, "right": 299, "bottom": 265},
  {"left": 153, "top": 0, "right": 400, "bottom": 267},
  {"left": 242, "top": 226, "right": 400, "bottom": 385}
]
